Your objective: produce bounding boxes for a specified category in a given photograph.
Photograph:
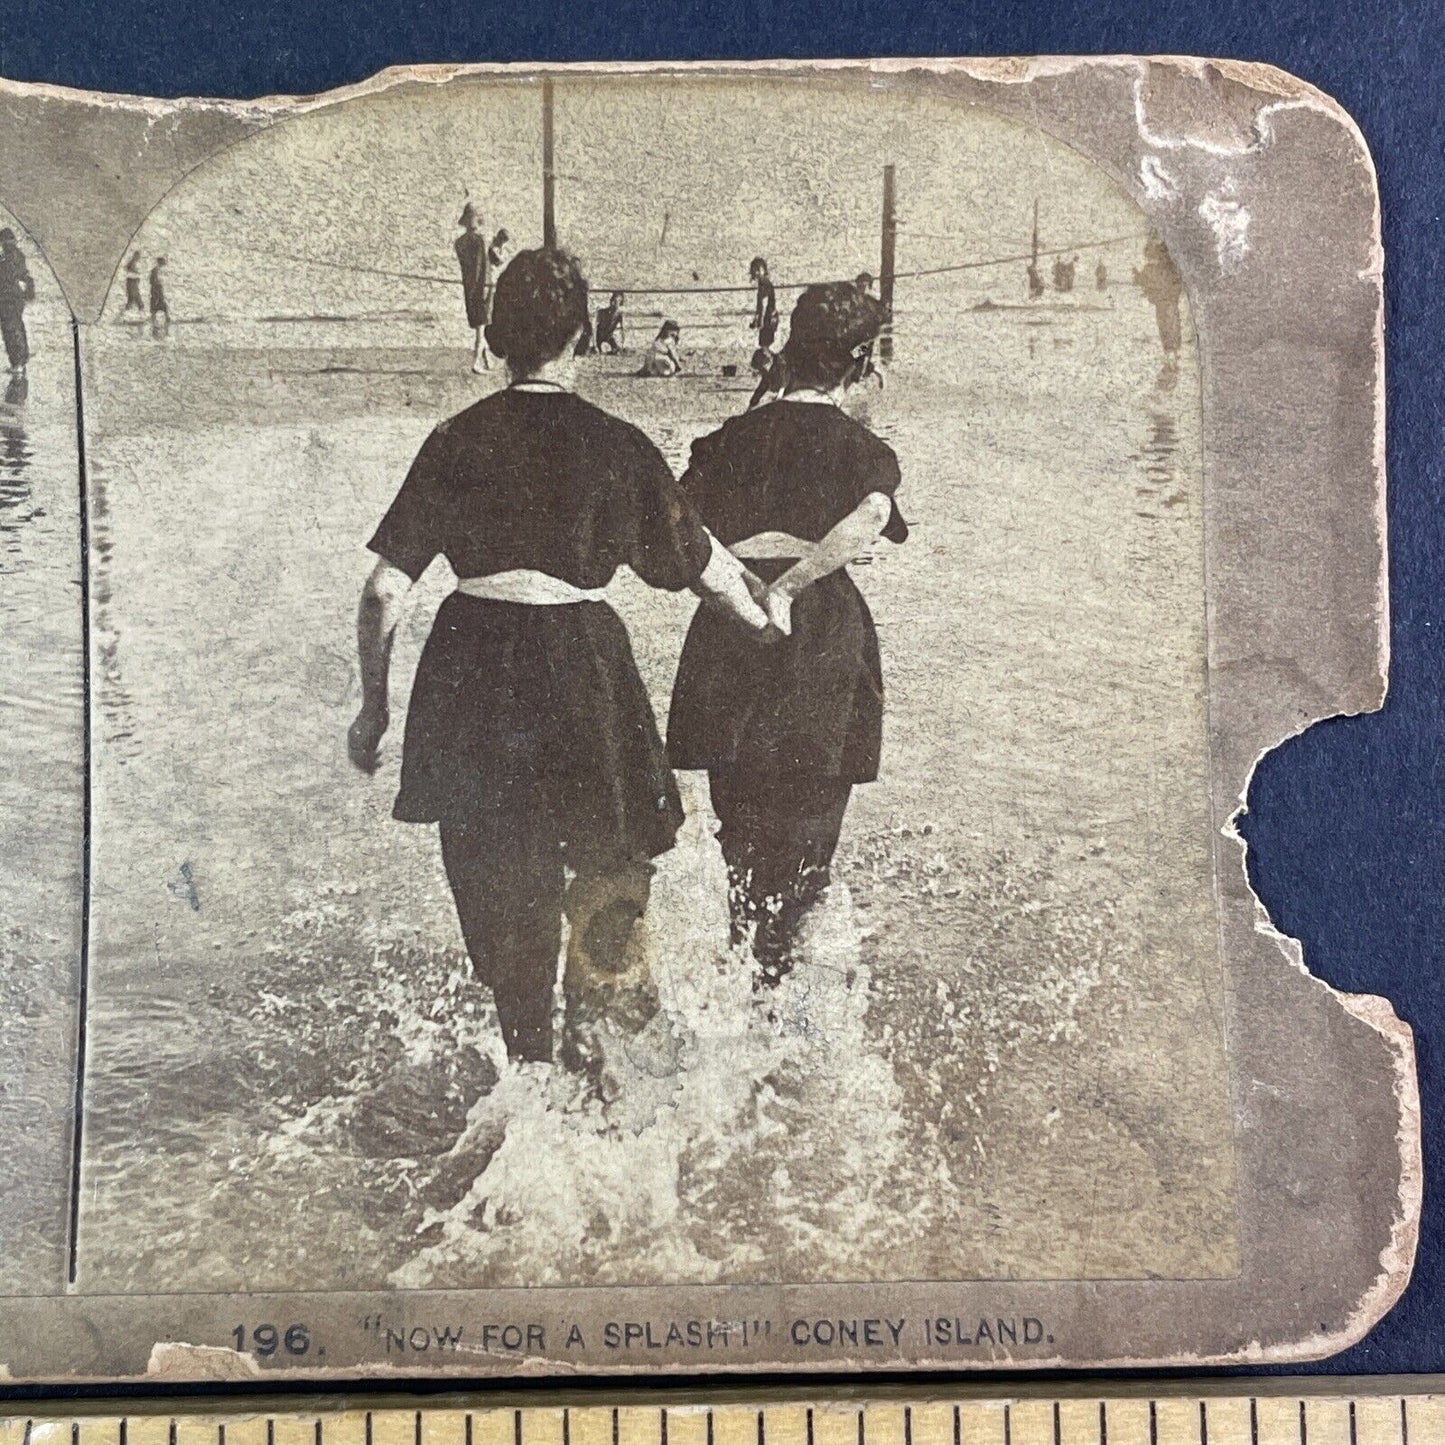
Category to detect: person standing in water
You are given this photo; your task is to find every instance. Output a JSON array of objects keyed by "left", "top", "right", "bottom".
[
  {"left": 852, "top": 271, "right": 884, "bottom": 388},
  {"left": 487, "top": 229, "right": 511, "bottom": 290},
  {"left": 1134, "top": 234, "right": 1184, "bottom": 358},
  {"left": 123, "top": 252, "right": 146, "bottom": 316},
  {"left": 454, "top": 202, "right": 491, "bottom": 373},
  {"left": 349, "top": 247, "right": 770, "bottom": 1069},
  {"left": 749, "top": 256, "right": 779, "bottom": 350},
  {"left": 668, "top": 282, "right": 908, "bottom": 988},
  {"left": 148, "top": 256, "right": 171, "bottom": 337},
  {"left": 0, "top": 229, "right": 36, "bottom": 375}
]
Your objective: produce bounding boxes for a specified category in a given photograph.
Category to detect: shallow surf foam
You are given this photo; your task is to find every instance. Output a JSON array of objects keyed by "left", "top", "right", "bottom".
[{"left": 390, "top": 797, "right": 920, "bottom": 1288}]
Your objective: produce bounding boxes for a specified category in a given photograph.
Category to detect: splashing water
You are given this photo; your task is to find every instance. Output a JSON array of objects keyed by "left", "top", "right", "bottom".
[{"left": 391, "top": 803, "right": 923, "bottom": 1288}]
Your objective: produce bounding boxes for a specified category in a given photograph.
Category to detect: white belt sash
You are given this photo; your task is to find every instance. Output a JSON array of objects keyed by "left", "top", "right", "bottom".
[
  {"left": 729, "top": 530, "right": 808, "bottom": 563},
  {"left": 455, "top": 534, "right": 807, "bottom": 608},
  {"left": 455, "top": 569, "right": 608, "bottom": 604}
]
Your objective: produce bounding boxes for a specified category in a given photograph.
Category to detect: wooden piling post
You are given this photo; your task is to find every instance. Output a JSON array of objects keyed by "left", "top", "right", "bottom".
[
  {"left": 880, "top": 164, "right": 897, "bottom": 361},
  {"left": 542, "top": 77, "right": 557, "bottom": 248}
]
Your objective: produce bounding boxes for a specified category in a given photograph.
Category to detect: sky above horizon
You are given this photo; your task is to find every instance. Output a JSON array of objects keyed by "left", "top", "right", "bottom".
[{"left": 105, "top": 76, "right": 1151, "bottom": 322}]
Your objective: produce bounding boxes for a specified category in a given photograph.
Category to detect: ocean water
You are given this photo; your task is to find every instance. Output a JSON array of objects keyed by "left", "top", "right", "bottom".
[{"left": 70, "top": 286, "right": 1239, "bottom": 1293}]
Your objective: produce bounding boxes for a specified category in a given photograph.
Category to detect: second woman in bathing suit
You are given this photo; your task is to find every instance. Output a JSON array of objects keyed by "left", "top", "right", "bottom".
[{"left": 668, "top": 282, "right": 908, "bottom": 986}]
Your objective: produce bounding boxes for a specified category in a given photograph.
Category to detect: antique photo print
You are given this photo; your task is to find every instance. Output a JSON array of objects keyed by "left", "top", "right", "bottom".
[{"left": 0, "top": 58, "right": 1417, "bottom": 1380}]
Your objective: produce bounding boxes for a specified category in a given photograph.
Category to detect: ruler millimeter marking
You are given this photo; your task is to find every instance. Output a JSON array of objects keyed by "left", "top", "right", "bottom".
[{"left": 4, "top": 1397, "right": 1445, "bottom": 1445}]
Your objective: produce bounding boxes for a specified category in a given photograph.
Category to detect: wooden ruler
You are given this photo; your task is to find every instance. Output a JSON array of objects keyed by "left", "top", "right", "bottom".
[{"left": 5, "top": 1391, "right": 1445, "bottom": 1445}]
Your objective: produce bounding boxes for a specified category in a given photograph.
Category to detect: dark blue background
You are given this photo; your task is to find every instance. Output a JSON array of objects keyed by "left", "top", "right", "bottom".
[{"left": 2, "top": 0, "right": 1441, "bottom": 1380}]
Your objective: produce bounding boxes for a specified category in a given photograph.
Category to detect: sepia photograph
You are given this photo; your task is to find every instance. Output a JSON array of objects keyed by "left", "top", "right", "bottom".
[
  {"left": 0, "top": 56, "right": 1413, "bottom": 1379},
  {"left": 71, "top": 74, "right": 1233, "bottom": 1294}
]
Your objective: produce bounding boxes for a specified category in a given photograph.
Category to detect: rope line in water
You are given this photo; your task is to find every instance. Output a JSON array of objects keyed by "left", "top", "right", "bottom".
[
  {"left": 886, "top": 233, "right": 1143, "bottom": 283},
  {"left": 233, "top": 230, "right": 1147, "bottom": 298}
]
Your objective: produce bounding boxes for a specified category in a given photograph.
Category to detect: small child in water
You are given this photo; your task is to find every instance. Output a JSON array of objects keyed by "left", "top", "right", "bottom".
[{"left": 641, "top": 320, "right": 683, "bottom": 377}]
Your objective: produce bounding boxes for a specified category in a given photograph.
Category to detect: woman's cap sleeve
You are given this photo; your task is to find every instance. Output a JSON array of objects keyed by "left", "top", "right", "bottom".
[
  {"left": 866, "top": 437, "right": 910, "bottom": 544},
  {"left": 367, "top": 425, "right": 450, "bottom": 582}
]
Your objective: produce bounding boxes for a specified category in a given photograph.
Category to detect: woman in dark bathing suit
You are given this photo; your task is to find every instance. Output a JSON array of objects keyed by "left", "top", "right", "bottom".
[
  {"left": 454, "top": 202, "right": 490, "bottom": 372},
  {"left": 749, "top": 255, "right": 779, "bottom": 350},
  {"left": 123, "top": 252, "right": 145, "bottom": 314},
  {"left": 350, "top": 247, "right": 771, "bottom": 1069},
  {"left": 668, "top": 282, "right": 907, "bottom": 986}
]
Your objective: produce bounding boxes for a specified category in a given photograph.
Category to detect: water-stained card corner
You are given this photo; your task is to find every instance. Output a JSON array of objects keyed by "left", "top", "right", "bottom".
[{"left": 0, "top": 55, "right": 1415, "bottom": 1382}]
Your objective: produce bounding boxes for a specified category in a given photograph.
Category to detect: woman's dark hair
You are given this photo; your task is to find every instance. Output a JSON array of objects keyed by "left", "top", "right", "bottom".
[
  {"left": 782, "top": 282, "right": 885, "bottom": 390},
  {"left": 749, "top": 256, "right": 768, "bottom": 278},
  {"left": 657, "top": 320, "right": 680, "bottom": 340},
  {"left": 485, "top": 247, "right": 590, "bottom": 373}
]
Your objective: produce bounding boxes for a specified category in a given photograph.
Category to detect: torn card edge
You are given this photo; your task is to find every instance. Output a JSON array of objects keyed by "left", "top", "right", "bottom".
[
  {"left": 0, "top": 54, "right": 1382, "bottom": 134},
  {"left": 1211, "top": 63, "right": 1415, "bottom": 1362}
]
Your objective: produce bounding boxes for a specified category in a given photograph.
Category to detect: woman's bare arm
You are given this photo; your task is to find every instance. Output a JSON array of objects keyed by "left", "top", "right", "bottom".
[
  {"left": 693, "top": 533, "right": 772, "bottom": 633},
  {"left": 764, "top": 492, "right": 893, "bottom": 635},
  {"left": 349, "top": 558, "right": 415, "bottom": 772}
]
